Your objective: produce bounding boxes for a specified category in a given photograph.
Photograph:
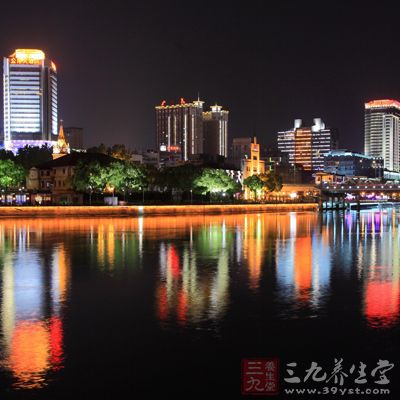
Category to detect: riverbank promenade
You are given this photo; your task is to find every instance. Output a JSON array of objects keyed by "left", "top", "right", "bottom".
[{"left": 0, "top": 203, "right": 318, "bottom": 217}]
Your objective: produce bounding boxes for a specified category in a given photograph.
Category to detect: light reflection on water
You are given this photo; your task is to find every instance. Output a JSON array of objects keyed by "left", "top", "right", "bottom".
[{"left": 0, "top": 210, "right": 399, "bottom": 390}]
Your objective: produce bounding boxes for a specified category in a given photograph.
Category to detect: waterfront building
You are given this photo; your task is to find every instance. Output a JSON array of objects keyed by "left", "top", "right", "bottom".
[
  {"left": 314, "top": 172, "right": 341, "bottom": 186},
  {"left": 64, "top": 127, "right": 83, "bottom": 150},
  {"left": 277, "top": 118, "right": 338, "bottom": 171},
  {"left": 241, "top": 137, "right": 265, "bottom": 179},
  {"left": 324, "top": 150, "right": 383, "bottom": 178},
  {"left": 364, "top": 99, "right": 400, "bottom": 171},
  {"left": 203, "top": 104, "right": 229, "bottom": 160},
  {"left": 3, "top": 49, "right": 58, "bottom": 152},
  {"left": 26, "top": 152, "right": 113, "bottom": 205},
  {"left": 155, "top": 97, "right": 204, "bottom": 162},
  {"left": 241, "top": 137, "right": 265, "bottom": 199}
]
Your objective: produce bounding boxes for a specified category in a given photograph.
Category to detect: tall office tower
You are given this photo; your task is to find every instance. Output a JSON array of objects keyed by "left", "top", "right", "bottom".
[
  {"left": 3, "top": 49, "right": 58, "bottom": 152},
  {"left": 155, "top": 97, "right": 204, "bottom": 162},
  {"left": 365, "top": 100, "right": 400, "bottom": 172},
  {"left": 277, "top": 118, "right": 338, "bottom": 171},
  {"left": 203, "top": 104, "right": 229, "bottom": 160}
]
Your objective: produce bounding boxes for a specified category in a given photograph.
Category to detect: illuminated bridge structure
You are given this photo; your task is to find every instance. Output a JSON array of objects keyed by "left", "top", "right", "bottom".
[{"left": 319, "top": 181, "right": 400, "bottom": 210}]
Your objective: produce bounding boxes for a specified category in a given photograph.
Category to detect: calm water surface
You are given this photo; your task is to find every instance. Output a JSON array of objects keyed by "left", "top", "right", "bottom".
[{"left": 0, "top": 210, "right": 399, "bottom": 398}]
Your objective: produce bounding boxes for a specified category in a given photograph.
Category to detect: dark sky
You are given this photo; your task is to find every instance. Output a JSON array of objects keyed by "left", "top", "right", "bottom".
[{"left": 1, "top": 0, "right": 399, "bottom": 151}]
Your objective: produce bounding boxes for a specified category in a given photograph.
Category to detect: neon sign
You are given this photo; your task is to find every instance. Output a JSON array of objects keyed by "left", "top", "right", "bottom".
[
  {"left": 9, "top": 49, "right": 45, "bottom": 65},
  {"left": 365, "top": 99, "right": 400, "bottom": 110}
]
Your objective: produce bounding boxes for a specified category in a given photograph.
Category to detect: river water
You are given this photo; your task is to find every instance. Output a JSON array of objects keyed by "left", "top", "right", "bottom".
[{"left": 0, "top": 210, "right": 399, "bottom": 398}]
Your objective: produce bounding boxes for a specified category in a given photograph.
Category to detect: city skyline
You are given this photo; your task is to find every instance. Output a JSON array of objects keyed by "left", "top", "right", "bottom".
[
  {"left": 1, "top": 3, "right": 400, "bottom": 398},
  {"left": 1, "top": 1, "right": 400, "bottom": 150}
]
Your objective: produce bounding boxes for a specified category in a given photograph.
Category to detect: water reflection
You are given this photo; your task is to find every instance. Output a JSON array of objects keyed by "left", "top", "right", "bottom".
[
  {"left": 276, "top": 213, "right": 331, "bottom": 310},
  {"left": 0, "top": 211, "right": 399, "bottom": 390},
  {"left": 323, "top": 210, "right": 400, "bottom": 327},
  {"left": 0, "top": 223, "right": 68, "bottom": 389}
]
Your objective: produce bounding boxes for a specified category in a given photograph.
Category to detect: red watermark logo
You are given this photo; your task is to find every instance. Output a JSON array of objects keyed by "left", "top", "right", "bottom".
[{"left": 242, "top": 358, "right": 279, "bottom": 395}]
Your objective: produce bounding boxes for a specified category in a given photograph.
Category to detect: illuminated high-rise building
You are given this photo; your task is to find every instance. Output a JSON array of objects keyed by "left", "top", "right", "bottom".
[
  {"left": 203, "top": 104, "right": 229, "bottom": 160},
  {"left": 3, "top": 49, "right": 58, "bottom": 152},
  {"left": 155, "top": 97, "right": 204, "bottom": 162},
  {"left": 364, "top": 100, "right": 400, "bottom": 172},
  {"left": 277, "top": 118, "right": 338, "bottom": 171}
]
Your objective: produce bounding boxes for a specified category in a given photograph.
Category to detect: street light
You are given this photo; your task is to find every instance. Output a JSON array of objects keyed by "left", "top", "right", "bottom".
[
  {"left": 190, "top": 189, "right": 193, "bottom": 204},
  {"left": 221, "top": 191, "right": 228, "bottom": 204}
]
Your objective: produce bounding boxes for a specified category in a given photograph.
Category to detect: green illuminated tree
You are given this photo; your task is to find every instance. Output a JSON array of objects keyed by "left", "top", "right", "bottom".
[
  {"left": 106, "top": 161, "right": 146, "bottom": 193},
  {"left": 72, "top": 161, "right": 109, "bottom": 193},
  {"left": 260, "top": 172, "right": 283, "bottom": 193},
  {"left": 244, "top": 172, "right": 283, "bottom": 199},
  {"left": 73, "top": 160, "right": 147, "bottom": 195},
  {"left": 0, "top": 159, "right": 26, "bottom": 189},
  {"left": 193, "top": 168, "right": 240, "bottom": 195},
  {"left": 157, "top": 165, "right": 200, "bottom": 192},
  {"left": 243, "top": 175, "right": 264, "bottom": 198}
]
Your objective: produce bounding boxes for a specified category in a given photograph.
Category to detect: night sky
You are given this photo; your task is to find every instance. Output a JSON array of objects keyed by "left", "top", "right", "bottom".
[{"left": 1, "top": 0, "right": 399, "bottom": 151}]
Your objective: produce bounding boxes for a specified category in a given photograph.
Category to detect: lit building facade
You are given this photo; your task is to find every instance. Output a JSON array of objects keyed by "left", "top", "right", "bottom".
[
  {"left": 365, "top": 100, "right": 400, "bottom": 172},
  {"left": 155, "top": 98, "right": 204, "bottom": 162},
  {"left": 277, "top": 118, "right": 338, "bottom": 171},
  {"left": 26, "top": 152, "right": 113, "bottom": 204},
  {"left": 241, "top": 137, "right": 265, "bottom": 199},
  {"left": 241, "top": 137, "right": 265, "bottom": 179},
  {"left": 3, "top": 49, "right": 58, "bottom": 151},
  {"left": 203, "top": 105, "right": 229, "bottom": 160},
  {"left": 324, "top": 149, "right": 383, "bottom": 178}
]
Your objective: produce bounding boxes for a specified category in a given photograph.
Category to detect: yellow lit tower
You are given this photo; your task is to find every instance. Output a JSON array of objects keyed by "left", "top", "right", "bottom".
[
  {"left": 241, "top": 137, "right": 265, "bottom": 199},
  {"left": 52, "top": 121, "right": 70, "bottom": 160}
]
